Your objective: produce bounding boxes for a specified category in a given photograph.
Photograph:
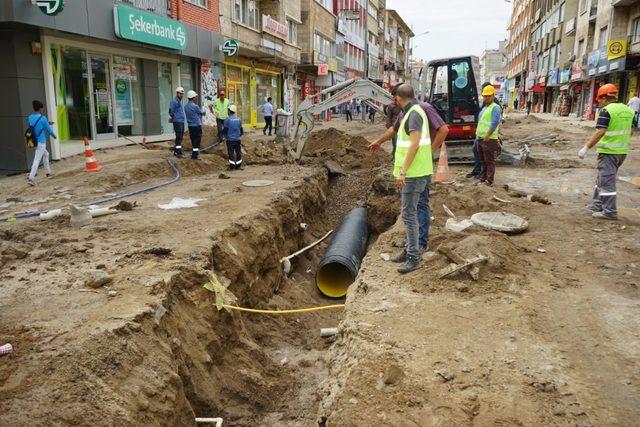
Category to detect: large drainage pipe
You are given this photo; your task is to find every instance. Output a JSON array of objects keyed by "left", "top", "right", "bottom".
[{"left": 316, "top": 207, "right": 368, "bottom": 298}]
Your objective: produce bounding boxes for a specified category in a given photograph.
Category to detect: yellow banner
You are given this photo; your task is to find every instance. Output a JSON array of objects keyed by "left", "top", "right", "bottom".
[{"left": 607, "top": 39, "right": 627, "bottom": 60}]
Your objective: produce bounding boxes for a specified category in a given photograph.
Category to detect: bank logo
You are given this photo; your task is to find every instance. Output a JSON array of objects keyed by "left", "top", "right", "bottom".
[
  {"left": 176, "top": 28, "right": 186, "bottom": 47},
  {"left": 36, "top": 0, "right": 64, "bottom": 16}
]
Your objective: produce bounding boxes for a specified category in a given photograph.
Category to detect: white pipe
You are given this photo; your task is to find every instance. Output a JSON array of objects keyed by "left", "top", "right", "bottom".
[
  {"left": 89, "top": 207, "right": 118, "bottom": 218},
  {"left": 280, "top": 229, "right": 334, "bottom": 263},
  {"left": 320, "top": 328, "right": 338, "bottom": 337},
  {"left": 195, "top": 418, "right": 223, "bottom": 426},
  {"left": 39, "top": 209, "right": 63, "bottom": 221}
]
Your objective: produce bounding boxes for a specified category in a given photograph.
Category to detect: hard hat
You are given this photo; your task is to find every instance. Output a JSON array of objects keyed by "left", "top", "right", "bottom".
[
  {"left": 187, "top": 90, "right": 198, "bottom": 99},
  {"left": 176, "top": 86, "right": 185, "bottom": 94},
  {"left": 482, "top": 85, "right": 496, "bottom": 96},
  {"left": 596, "top": 83, "right": 618, "bottom": 101},
  {"left": 229, "top": 104, "right": 237, "bottom": 113}
]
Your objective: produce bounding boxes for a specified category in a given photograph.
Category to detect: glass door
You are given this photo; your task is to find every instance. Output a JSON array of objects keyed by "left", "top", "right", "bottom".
[{"left": 88, "top": 55, "right": 115, "bottom": 140}]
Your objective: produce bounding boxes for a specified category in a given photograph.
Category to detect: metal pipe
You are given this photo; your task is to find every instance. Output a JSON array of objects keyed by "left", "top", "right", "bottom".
[{"left": 316, "top": 208, "right": 369, "bottom": 298}]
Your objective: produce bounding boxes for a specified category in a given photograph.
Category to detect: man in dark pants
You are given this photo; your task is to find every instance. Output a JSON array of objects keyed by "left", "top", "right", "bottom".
[
  {"left": 526, "top": 99, "right": 532, "bottom": 115},
  {"left": 168, "top": 86, "right": 185, "bottom": 158},
  {"left": 370, "top": 96, "right": 449, "bottom": 253},
  {"left": 185, "top": 90, "right": 205, "bottom": 160},
  {"left": 263, "top": 96, "right": 274, "bottom": 136},
  {"left": 210, "top": 90, "right": 229, "bottom": 144},
  {"left": 345, "top": 101, "right": 353, "bottom": 122},
  {"left": 467, "top": 82, "right": 501, "bottom": 179},
  {"left": 476, "top": 85, "right": 502, "bottom": 186},
  {"left": 223, "top": 105, "right": 244, "bottom": 170},
  {"left": 578, "top": 83, "right": 634, "bottom": 220},
  {"left": 384, "top": 84, "right": 403, "bottom": 158}
]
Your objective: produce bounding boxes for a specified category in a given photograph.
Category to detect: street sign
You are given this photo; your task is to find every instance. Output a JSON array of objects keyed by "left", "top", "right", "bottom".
[
  {"left": 36, "top": 0, "right": 64, "bottom": 16},
  {"left": 114, "top": 4, "right": 187, "bottom": 50},
  {"left": 223, "top": 39, "right": 239, "bottom": 57}
]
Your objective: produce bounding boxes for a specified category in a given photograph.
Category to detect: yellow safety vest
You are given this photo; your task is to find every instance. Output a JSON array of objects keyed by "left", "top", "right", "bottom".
[
  {"left": 476, "top": 103, "right": 500, "bottom": 140},
  {"left": 597, "top": 103, "right": 633, "bottom": 155},
  {"left": 215, "top": 98, "right": 230, "bottom": 120},
  {"left": 394, "top": 104, "right": 433, "bottom": 178}
]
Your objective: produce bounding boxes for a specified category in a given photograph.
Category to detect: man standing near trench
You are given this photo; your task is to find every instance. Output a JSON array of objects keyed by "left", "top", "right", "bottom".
[
  {"left": 369, "top": 92, "right": 449, "bottom": 254},
  {"left": 578, "top": 83, "right": 634, "bottom": 220},
  {"left": 376, "top": 84, "right": 434, "bottom": 274},
  {"left": 168, "top": 87, "right": 185, "bottom": 158}
]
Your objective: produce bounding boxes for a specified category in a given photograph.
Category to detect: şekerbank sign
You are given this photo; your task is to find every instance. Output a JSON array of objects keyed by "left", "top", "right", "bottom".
[{"left": 114, "top": 4, "right": 188, "bottom": 50}]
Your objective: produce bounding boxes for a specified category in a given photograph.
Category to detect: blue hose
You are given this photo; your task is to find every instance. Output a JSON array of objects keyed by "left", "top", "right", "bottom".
[{"left": 0, "top": 157, "right": 181, "bottom": 222}]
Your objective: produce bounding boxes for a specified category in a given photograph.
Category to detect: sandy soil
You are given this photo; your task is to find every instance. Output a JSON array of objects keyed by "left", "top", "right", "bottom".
[{"left": 1, "top": 112, "right": 639, "bottom": 426}]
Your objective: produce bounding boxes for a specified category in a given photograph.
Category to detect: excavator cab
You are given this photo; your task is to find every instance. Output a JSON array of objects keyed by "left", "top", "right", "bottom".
[{"left": 422, "top": 56, "right": 481, "bottom": 163}]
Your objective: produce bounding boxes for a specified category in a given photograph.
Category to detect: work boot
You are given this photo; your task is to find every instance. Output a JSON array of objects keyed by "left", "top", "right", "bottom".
[
  {"left": 173, "top": 149, "right": 184, "bottom": 158},
  {"left": 592, "top": 211, "right": 617, "bottom": 221},
  {"left": 587, "top": 203, "right": 602, "bottom": 213},
  {"left": 398, "top": 256, "right": 421, "bottom": 274},
  {"left": 466, "top": 172, "right": 479, "bottom": 179},
  {"left": 391, "top": 249, "right": 407, "bottom": 263},
  {"left": 27, "top": 178, "right": 36, "bottom": 187}
]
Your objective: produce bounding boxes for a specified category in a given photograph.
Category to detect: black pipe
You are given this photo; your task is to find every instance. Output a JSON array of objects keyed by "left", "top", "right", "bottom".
[{"left": 316, "top": 207, "right": 369, "bottom": 298}]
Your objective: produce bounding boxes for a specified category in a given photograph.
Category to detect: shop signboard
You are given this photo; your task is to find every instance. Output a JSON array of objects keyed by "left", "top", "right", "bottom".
[
  {"left": 114, "top": 4, "right": 187, "bottom": 50},
  {"left": 223, "top": 39, "right": 239, "bottom": 57},
  {"left": 36, "top": 0, "right": 64, "bottom": 16},
  {"left": 606, "top": 39, "right": 627, "bottom": 60},
  {"left": 318, "top": 64, "right": 329, "bottom": 76},
  {"left": 328, "top": 58, "right": 338, "bottom": 72},
  {"left": 262, "top": 15, "right": 288, "bottom": 40},
  {"left": 586, "top": 46, "right": 627, "bottom": 77}
]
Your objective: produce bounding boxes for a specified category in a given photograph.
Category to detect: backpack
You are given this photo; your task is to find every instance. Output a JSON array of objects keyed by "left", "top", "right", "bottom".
[{"left": 25, "top": 115, "right": 44, "bottom": 148}]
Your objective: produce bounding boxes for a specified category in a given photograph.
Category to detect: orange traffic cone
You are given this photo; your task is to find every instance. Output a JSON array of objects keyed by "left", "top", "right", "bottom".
[
  {"left": 434, "top": 142, "right": 450, "bottom": 183},
  {"left": 83, "top": 137, "right": 101, "bottom": 172}
]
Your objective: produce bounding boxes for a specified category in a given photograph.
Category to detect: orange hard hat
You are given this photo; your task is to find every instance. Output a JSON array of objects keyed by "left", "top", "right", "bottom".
[{"left": 596, "top": 83, "right": 618, "bottom": 101}]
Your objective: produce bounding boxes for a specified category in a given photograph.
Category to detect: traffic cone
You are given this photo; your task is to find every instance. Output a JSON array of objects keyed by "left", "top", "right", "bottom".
[
  {"left": 434, "top": 142, "right": 450, "bottom": 183},
  {"left": 83, "top": 137, "right": 101, "bottom": 172}
]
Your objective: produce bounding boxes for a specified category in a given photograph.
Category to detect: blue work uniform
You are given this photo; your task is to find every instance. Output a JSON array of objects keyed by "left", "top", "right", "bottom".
[{"left": 223, "top": 113, "right": 244, "bottom": 169}]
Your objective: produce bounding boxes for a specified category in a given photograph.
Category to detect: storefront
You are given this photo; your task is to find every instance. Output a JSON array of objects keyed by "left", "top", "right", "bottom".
[
  {"left": 223, "top": 58, "right": 283, "bottom": 127},
  {"left": 0, "top": 1, "right": 223, "bottom": 170}
]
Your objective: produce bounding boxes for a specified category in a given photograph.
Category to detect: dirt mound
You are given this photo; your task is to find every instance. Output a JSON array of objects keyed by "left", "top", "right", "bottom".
[
  {"left": 521, "top": 114, "right": 546, "bottom": 124},
  {"left": 525, "top": 156, "right": 582, "bottom": 169},
  {"left": 302, "top": 127, "right": 387, "bottom": 170}
]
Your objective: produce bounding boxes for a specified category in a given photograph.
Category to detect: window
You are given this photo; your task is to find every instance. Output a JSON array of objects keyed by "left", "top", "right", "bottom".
[
  {"left": 559, "top": 2, "right": 565, "bottom": 22},
  {"left": 633, "top": 18, "right": 640, "bottom": 43},
  {"left": 599, "top": 26, "right": 608, "bottom": 48},
  {"left": 316, "top": 0, "right": 332, "bottom": 12},
  {"left": 580, "top": 0, "right": 587, "bottom": 13},
  {"left": 184, "top": 0, "right": 208, "bottom": 7},
  {"left": 578, "top": 39, "right": 585, "bottom": 57},
  {"left": 234, "top": 0, "right": 258, "bottom": 29},
  {"left": 367, "top": 3, "right": 377, "bottom": 19},
  {"left": 287, "top": 20, "right": 297, "bottom": 45}
]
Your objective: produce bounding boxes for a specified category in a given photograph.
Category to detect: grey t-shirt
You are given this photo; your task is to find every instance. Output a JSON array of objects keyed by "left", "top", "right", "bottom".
[{"left": 398, "top": 100, "right": 424, "bottom": 137}]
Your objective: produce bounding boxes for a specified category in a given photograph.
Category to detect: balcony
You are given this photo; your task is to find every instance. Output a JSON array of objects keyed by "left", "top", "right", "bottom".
[
  {"left": 565, "top": 17, "right": 576, "bottom": 36},
  {"left": 612, "top": 0, "right": 639, "bottom": 6},
  {"left": 589, "top": 5, "right": 597, "bottom": 22}
]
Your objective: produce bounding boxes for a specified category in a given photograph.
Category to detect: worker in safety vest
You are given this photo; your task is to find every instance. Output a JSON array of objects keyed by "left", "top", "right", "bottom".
[
  {"left": 475, "top": 85, "right": 502, "bottom": 186},
  {"left": 579, "top": 83, "right": 635, "bottom": 220},
  {"left": 210, "top": 90, "right": 230, "bottom": 144},
  {"left": 389, "top": 84, "right": 434, "bottom": 274}
]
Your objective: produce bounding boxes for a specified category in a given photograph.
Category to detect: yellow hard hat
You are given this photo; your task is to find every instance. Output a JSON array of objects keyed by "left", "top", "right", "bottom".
[{"left": 482, "top": 85, "right": 496, "bottom": 96}]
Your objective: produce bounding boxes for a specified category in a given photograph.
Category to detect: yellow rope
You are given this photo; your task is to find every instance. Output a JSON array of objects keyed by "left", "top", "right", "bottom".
[{"left": 222, "top": 304, "right": 345, "bottom": 314}]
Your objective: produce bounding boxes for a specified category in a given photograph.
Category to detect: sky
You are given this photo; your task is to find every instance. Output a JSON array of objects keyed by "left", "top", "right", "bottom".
[{"left": 385, "top": 0, "right": 513, "bottom": 62}]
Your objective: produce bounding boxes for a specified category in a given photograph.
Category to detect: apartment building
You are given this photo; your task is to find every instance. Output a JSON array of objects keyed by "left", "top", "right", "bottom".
[
  {"left": 335, "top": 0, "right": 367, "bottom": 80},
  {"left": 298, "top": 0, "right": 338, "bottom": 98},
  {"left": 218, "top": 0, "right": 301, "bottom": 125},
  {"left": 506, "top": 0, "right": 534, "bottom": 109},
  {"left": 570, "top": 0, "right": 640, "bottom": 118},
  {"left": 383, "top": 9, "right": 413, "bottom": 89},
  {"left": 0, "top": 0, "right": 224, "bottom": 171},
  {"left": 480, "top": 40, "right": 508, "bottom": 103},
  {"left": 366, "top": 0, "right": 383, "bottom": 82}
]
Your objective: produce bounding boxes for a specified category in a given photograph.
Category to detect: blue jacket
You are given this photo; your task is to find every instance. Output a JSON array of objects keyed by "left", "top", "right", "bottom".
[
  {"left": 28, "top": 113, "right": 56, "bottom": 144},
  {"left": 185, "top": 102, "right": 205, "bottom": 127},
  {"left": 169, "top": 97, "right": 185, "bottom": 123},
  {"left": 223, "top": 114, "right": 244, "bottom": 141}
]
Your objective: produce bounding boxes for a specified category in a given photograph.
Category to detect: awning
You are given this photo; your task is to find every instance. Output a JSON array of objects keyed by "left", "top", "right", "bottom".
[{"left": 529, "top": 85, "right": 546, "bottom": 93}]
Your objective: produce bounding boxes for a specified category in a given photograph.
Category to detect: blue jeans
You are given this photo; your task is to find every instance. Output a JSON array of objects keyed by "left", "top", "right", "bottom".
[
  {"left": 470, "top": 138, "right": 481, "bottom": 176},
  {"left": 418, "top": 176, "right": 431, "bottom": 249},
  {"left": 401, "top": 177, "right": 429, "bottom": 259}
]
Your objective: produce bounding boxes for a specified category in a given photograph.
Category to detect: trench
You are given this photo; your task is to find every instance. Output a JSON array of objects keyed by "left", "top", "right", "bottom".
[{"left": 147, "top": 164, "right": 398, "bottom": 425}]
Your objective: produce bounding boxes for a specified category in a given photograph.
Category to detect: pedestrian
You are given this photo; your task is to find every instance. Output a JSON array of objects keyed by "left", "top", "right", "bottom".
[
  {"left": 185, "top": 90, "right": 205, "bottom": 160},
  {"left": 384, "top": 84, "right": 403, "bottom": 158},
  {"left": 355, "top": 98, "right": 361, "bottom": 115},
  {"left": 369, "top": 105, "right": 376, "bottom": 123},
  {"left": 627, "top": 91, "right": 640, "bottom": 128},
  {"left": 345, "top": 101, "right": 353, "bottom": 122},
  {"left": 211, "top": 90, "right": 229, "bottom": 144},
  {"left": 26, "top": 100, "right": 56, "bottom": 186},
  {"left": 223, "top": 105, "right": 244, "bottom": 170},
  {"left": 382, "top": 84, "right": 434, "bottom": 274},
  {"left": 168, "top": 86, "right": 185, "bottom": 158},
  {"left": 526, "top": 99, "right": 532, "bottom": 116},
  {"left": 369, "top": 94, "right": 449, "bottom": 254},
  {"left": 263, "top": 96, "right": 274, "bottom": 136},
  {"left": 579, "top": 83, "right": 634, "bottom": 220},
  {"left": 474, "top": 85, "right": 502, "bottom": 186}
]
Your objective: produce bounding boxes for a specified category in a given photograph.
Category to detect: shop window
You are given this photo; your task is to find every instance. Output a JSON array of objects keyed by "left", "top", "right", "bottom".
[
  {"left": 50, "top": 46, "right": 91, "bottom": 142},
  {"left": 599, "top": 26, "right": 608, "bottom": 48},
  {"left": 158, "top": 62, "right": 174, "bottom": 134},
  {"left": 255, "top": 73, "right": 278, "bottom": 124},
  {"left": 114, "top": 56, "right": 144, "bottom": 137},
  {"left": 633, "top": 18, "right": 640, "bottom": 44}
]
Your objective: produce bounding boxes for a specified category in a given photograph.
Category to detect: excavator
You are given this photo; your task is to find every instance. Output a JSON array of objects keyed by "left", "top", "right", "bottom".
[{"left": 288, "top": 78, "right": 392, "bottom": 160}]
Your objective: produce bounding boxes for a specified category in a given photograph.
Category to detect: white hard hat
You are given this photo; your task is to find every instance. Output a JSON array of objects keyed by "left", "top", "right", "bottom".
[
  {"left": 187, "top": 90, "right": 198, "bottom": 99},
  {"left": 176, "top": 86, "right": 185, "bottom": 94},
  {"left": 229, "top": 105, "right": 237, "bottom": 113}
]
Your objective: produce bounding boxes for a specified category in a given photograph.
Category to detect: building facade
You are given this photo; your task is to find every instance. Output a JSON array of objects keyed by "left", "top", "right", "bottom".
[
  {"left": 218, "top": 0, "right": 301, "bottom": 125},
  {"left": 506, "top": 0, "right": 534, "bottom": 109},
  {"left": 383, "top": 9, "right": 413, "bottom": 90},
  {"left": 335, "top": 0, "right": 367, "bottom": 80},
  {"left": 366, "top": 0, "right": 383, "bottom": 82},
  {"left": 0, "top": 0, "right": 224, "bottom": 171},
  {"left": 480, "top": 41, "right": 508, "bottom": 102}
]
